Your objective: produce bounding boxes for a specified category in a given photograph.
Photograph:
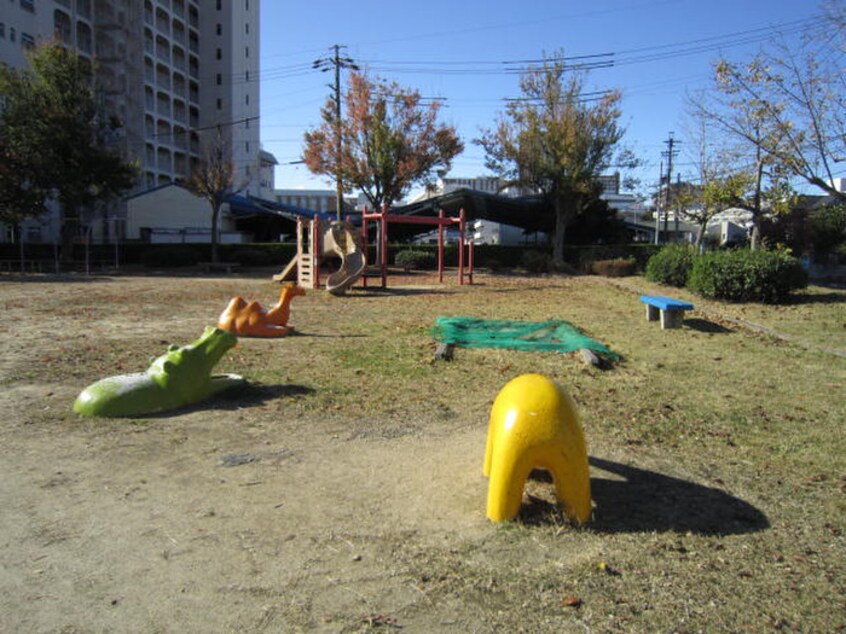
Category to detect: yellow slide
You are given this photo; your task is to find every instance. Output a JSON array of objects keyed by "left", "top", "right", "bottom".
[{"left": 323, "top": 221, "right": 366, "bottom": 296}]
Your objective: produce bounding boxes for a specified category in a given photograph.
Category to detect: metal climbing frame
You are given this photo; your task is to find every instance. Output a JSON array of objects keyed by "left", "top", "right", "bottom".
[{"left": 360, "top": 205, "right": 474, "bottom": 289}]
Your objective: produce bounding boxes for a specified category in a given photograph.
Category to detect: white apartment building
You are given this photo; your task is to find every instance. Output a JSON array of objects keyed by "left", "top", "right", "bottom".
[
  {"left": 273, "top": 189, "right": 358, "bottom": 215},
  {"left": 1, "top": 0, "right": 273, "bottom": 242}
]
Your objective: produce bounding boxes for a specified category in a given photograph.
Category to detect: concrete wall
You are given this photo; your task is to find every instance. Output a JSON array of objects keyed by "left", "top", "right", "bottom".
[{"left": 125, "top": 185, "right": 239, "bottom": 241}]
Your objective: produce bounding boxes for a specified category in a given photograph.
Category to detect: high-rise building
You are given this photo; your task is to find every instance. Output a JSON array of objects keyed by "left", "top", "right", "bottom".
[{"left": 0, "top": 0, "right": 273, "bottom": 202}]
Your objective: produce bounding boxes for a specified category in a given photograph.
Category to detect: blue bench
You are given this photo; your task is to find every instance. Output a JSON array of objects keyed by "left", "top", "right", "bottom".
[{"left": 640, "top": 295, "right": 694, "bottom": 329}]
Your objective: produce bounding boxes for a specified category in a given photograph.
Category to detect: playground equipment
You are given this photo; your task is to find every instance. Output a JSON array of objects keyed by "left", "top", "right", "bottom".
[
  {"left": 217, "top": 282, "right": 305, "bottom": 337},
  {"left": 360, "top": 205, "right": 474, "bottom": 289},
  {"left": 484, "top": 374, "right": 591, "bottom": 524},
  {"left": 73, "top": 327, "right": 245, "bottom": 417},
  {"left": 273, "top": 217, "right": 365, "bottom": 296},
  {"left": 433, "top": 317, "right": 620, "bottom": 359}
]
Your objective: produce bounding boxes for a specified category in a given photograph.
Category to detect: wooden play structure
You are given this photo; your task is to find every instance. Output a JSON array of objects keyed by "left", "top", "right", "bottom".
[
  {"left": 273, "top": 216, "right": 325, "bottom": 289},
  {"left": 273, "top": 206, "right": 474, "bottom": 293},
  {"left": 360, "top": 205, "right": 474, "bottom": 289}
]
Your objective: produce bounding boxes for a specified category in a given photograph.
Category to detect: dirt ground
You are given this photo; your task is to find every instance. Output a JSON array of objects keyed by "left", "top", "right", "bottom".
[{"left": 0, "top": 270, "right": 843, "bottom": 633}]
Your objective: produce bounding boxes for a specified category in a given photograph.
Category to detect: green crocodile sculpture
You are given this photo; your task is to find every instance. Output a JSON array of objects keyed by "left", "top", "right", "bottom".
[{"left": 73, "top": 326, "right": 245, "bottom": 417}]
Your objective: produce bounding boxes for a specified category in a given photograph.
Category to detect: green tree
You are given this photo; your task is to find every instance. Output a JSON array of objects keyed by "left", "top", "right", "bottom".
[
  {"left": 0, "top": 42, "right": 137, "bottom": 256},
  {"left": 184, "top": 131, "right": 244, "bottom": 264},
  {"left": 303, "top": 72, "right": 463, "bottom": 211},
  {"left": 476, "top": 52, "right": 633, "bottom": 265}
]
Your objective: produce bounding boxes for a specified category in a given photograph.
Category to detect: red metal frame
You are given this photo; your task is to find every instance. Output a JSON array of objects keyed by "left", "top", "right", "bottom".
[{"left": 360, "top": 205, "right": 473, "bottom": 289}]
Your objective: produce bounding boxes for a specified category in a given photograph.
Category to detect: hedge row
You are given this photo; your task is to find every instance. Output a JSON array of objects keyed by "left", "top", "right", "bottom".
[
  {"left": 645, "top": 244, "right": 808, "bottom": 304},
  {"left": 1, "top": 241, "right": 661, "bottom": 274}
]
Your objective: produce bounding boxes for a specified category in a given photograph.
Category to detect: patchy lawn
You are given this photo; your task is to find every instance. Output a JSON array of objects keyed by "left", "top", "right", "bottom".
[{"left": 0, "top": 270, "right": 843, "bottom": 633}]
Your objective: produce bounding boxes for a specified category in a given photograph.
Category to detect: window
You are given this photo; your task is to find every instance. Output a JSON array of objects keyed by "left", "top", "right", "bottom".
[
  {"left": 216, "top": 73, "right": 221, "bottom": 85},
  {"left": 20, "top": 0, "right": 34, "bottom": 13},
  {"left": 216, "top": 0, "right": 221, "bottom": 9},
  {"left": 245, "top": 23, "right": 249, "bottom": 34},
  {"left": 21, "top": 32, "right": 35, "bottom": 49},
  {"left": 216, "top": 23, "right": 221, "bottom": 35},
  {"left": 215, "top": 47, "right": 221, "bottom": 60},
  {"left": 244, "top": 46, "right": 248, "bottom": 58},
  {"left": 245, "top": 93, "right": 249, "bottom": 105},
  {"left": 245, "top": 141, "right": 250, "bottom": 153},
  {"left": 216, "top": 97, "right": 222, "bottom": 110},
  {"left": 245, "top": 70, "right": 249, "bottom": 81},
  {"left": 0, "top": 23, "right": 5, "bottom": 38},
  {"left": 10, "top": 27, "right": 15, "bottom": 42}
]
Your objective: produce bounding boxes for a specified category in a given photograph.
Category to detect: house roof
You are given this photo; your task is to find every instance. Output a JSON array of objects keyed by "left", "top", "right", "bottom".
[
  {"left": 391, "top": 188, "right": 548, "bottom": 230},
  {"left": 226, "top": 194, "right": 335, "bottom": 221}
]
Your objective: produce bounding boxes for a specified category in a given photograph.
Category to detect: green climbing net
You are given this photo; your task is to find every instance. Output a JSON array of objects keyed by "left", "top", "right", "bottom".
[{"left": 433, "top": 316, "right": 619, "bottom": 359}]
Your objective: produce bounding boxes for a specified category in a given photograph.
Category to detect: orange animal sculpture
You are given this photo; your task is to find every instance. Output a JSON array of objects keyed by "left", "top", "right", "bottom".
[{"left": 217, "top": 283, "right": 305, "bottom": 337}]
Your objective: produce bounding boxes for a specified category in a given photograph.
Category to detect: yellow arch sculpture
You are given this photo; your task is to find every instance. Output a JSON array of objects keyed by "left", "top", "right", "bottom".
[{"left": 484, "top": 374, "right": 592, "bottom": 524}]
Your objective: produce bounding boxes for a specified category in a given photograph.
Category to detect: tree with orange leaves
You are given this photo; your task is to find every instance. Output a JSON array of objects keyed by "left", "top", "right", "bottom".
[{"left": 303, "top": 72, "right": 463, "bottom": 211}]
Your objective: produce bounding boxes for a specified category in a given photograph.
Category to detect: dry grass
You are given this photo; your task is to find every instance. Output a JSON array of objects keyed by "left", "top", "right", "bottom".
[{"left": 0, "top": 268, "right": 844, "bottom": 633}]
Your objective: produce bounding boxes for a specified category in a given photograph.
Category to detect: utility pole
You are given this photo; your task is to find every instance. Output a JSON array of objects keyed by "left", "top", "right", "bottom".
[
  {"left": 662, "top": 132, "right": 680, "bottom": 242},
  {"left": 314, "top": 44, "right": 359, "bottom": 221},
  {"left": 655, "top": 160, "right": 663, "bottom": 245}
]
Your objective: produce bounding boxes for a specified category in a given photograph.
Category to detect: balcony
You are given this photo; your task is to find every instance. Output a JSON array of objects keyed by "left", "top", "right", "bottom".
[
  {"left": 76, "top": 0, "right": 92, "bottom": 19},
  {"left": 156, "top": 93, "right": 171, "bottom": 119},
  {"left": 155, "top": 8, "right": 170, "bottom": 35},
  {"left": 155, "top": 36, "right": 169, "bottom": 63},
  {"left": 94, "top": 0, "right": 123, "bottom": 28},
  {"left": 155, "top": 65, "right": 170, "bottom": 91}
]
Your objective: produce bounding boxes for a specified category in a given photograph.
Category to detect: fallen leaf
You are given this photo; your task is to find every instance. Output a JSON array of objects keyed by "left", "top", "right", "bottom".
[{"left": 562, "top": 596, "right": 583, "bottom": 608}]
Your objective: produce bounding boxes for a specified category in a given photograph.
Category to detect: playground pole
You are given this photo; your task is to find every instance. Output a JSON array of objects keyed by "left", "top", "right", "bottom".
[
  {"left": 380, "top": 204, "right": 388, "bottom": 288},
  {"left": 459, "top": 208, "right": 466, "bottom": 285},
  {"left": 438, "top": 209, "right": 445, "bottom": 283}
]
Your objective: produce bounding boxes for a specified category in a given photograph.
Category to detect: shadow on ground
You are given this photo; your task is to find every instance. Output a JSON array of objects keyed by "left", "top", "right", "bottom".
[
  {"left": 519, "top": 457, "right": 769, "bottom": 536},
  {"left": 684, "top": 318, "right": 733, "bottom": 334},
  {"left": 786, "top": 290, "right": 846, "bottom": 305},
  {"left": 128, "top": 383, "right": 314, "bottom": 418}
]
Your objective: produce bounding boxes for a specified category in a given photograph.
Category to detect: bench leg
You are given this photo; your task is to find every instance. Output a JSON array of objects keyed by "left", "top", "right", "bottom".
[
  {"left": 645, "top": 304, "right": 659, "bottom": 321},
  {"left": 660, "top": 309, "right": 684, "bottom": 329}
]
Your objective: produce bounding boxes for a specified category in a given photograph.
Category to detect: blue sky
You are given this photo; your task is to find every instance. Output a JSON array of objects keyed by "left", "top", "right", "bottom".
[{"left": 259, "top": 0, "right": 825, "bottom": 199}]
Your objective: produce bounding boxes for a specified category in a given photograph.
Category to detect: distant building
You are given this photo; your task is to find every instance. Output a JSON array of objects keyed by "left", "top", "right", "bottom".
[
  {"left": 412, "top": 174, "right": 638, "bottom": 246},
  {"left": 0, "top": 0, "right": 275, "bottom": 244},
  {"left": 273, "top": 189, "right": 357, "bottom": 215},
  {"left": 124, "top": 183, "right": 245, "bottom": 243}
]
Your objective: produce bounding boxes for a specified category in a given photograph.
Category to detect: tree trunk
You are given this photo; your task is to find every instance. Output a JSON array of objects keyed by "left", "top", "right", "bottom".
[
  {"left": 749, "top": 222, "right": 761, "bottom": 251},
  {"left": 695, "top": 223, "right": 706, "bottom": 248},
  {"left": 211, "top": 203, "right": 220, "bottom": 263},
  {"left": 60, "top": 209, "right": 79, "bottom": 263},
  {"left": 552, "top": 196, "right": 567, "bottom": 266}
]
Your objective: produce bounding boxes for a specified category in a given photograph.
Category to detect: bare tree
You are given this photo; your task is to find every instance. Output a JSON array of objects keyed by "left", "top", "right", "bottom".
[
  {"left": 710, "top": 14, "right": 846, "bottom": 202},
  {"left": 185, "top": 131, "right": 246, "bottom": 263}
]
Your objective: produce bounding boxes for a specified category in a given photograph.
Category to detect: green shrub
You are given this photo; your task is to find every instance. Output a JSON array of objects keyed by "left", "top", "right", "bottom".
[
  {"left": 141, "top": 246, "right": 201, "bottom": 268},
  {"left": 482, "top": 257, "right": 504, "bottom": 272},
  {"left": 394, "top": 250, "right": 437, "bottom": 270},
  {"left": 231, "top": 247, "right": 277, "bottom": 266},
  {"left": 591, "top": 257, "right": 636, "bottom": 277},
  {"left": 520, "top": 250, "right": 553, "bottom": 273},
  {"left": 645, "top": 244, "right": 696, "bottom": 287},
  {"left": 687, "top": 249, "right": 808, "bottom": 303}
]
